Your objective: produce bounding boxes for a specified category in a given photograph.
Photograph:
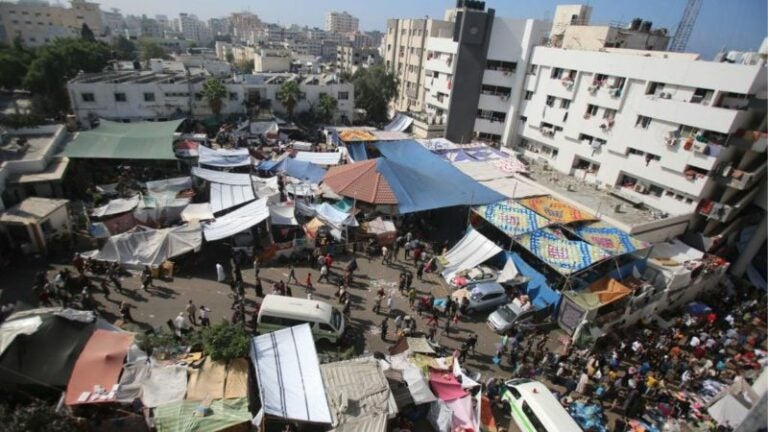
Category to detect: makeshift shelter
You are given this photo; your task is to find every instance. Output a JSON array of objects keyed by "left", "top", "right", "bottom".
[
  {"left": 203, "top": 198, "right": 269, "bottom": 241},
  {"left": 0, "top": 308, "right": 97, "bottom": 388},
  {"left": 197, "top": 145, "right": 251, "bottom": 167},
  {"left": 65, "top": 330, "right": 134, "bottom": 405},
  {"left": 186, "top": 358, "right": 248, "bottom": 401},
  {"left": 338, "top": 129, "right": 377, "bottom": 142},
  {"left": 570, "top": 221, "right": 651, "bottom": 257},
  {"left": 134, "top": 177, "right": 193, "bottom": 225},
  {"left": 346, "top": 142, "right": 368, "bottom": 162},
  {"left": 506, "top": 252, "right": 562, "bottom": 309},
  {"left": 90, "top": 195, "right": 141, "bottom": 218},
  {"left": 321, "top": 357, "right": 397, "bottom": 431},
  {"left": 567, "top": 277, "right": 633, "bottom": 311},
  {"left": 282, "top": 158, "right": 327, "bottom": 184},
  {"left": 65, "top": 119, "right": 183, "bottom": 160},
  {"left": 519, "top": 195, "right": 595, "bottom": 224},
  {"left": 474, "top": 199, "right": 550, "bottom": 237},
  {"left": 250, "top": 324, "right": 332, "bottom": 424},
  {"left": 141, "top": 364, "right": 188, "bottom": 408},
  {"left": 181, "top": 203, "right": 215, "bottom": 222},
  {"left": 388, "top": 337, "right": 436, "bottom": 356},
  {"left": 383, "top": 113, "right": 413, "bottom": 132},
  {"left": 294, "top": 151, "right": 342, "bottom": 166},
  {"left": 513, "top": 227, "right": 610, "bottom": 275},
  {"left": 429, "top": 368, "right": 467, "bottom": 401},
  {"left": 648, "top": 239, "right": 704, "bottom": 266},
  {"left": 324, "top": 159, "right": 398, "bottom": 205},
  {"left": 92, "top": 224, "right": 202, "bottom": 267},
  {"left": 361, "top": 217, "right": 397, "bottom": 245},
  {"left": 440, "top": 228, "right": 502, "bottom": 281},
  {"left": 153, "top": 397, "right": 251, "bottom": 432},
  {"left": 269, "top": 203, "right": 298, "bottom": 226}
]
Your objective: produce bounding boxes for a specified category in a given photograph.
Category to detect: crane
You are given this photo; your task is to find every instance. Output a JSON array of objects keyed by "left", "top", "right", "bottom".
[{"left": 669, "top": 0, "right": 702, "bottom": 52}]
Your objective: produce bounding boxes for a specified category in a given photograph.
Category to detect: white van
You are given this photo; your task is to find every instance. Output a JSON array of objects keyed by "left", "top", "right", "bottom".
[
  {"left": 502, "top": 379, "right": 582, "bottom": 432},
  {"left": 257, "top": 295, "right": 345, "bottom": 344}
]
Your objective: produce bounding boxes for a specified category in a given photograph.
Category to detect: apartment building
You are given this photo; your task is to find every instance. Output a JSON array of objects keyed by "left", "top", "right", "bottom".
[
  {"left": 336, "top": 45, "right": 380, "bottom": 74},
  {"left": 513, "top": 47, "right": 766, "bottom": 241},
  {"left": 325, "top": 11, "right": 359, "bottom": 34},
  {"left": 0, "top": 0, "right": 104, "bottom": 46},
  {"left": 231, "top": 12, "right": 261, "bottom": 43},
  {"left": 67, "top": 70, "right": 355, "bottom": 124},
  {"left": 383, "top": 17, "right": 454, "bottom": 113},
  {"left": 254, "top": 49, "right": 292, "bottom": 73},
  {"left": 179, "top": 13, "right": 212, "bottom": 44}
]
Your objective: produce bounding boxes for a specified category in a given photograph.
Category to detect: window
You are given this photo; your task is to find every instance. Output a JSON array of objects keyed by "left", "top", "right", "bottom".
[
  {"left": 646, "top": 81, "right": 664, "bottom": 95},
  {"left": 560, "top": 99, "right": 571, "bottom": 109},
  {"left": 507, "top": 387, "right": 521, "bottom": 399},
  {"left": 319, "top": 323, "right": 335, "bottom": 332},
  {"left": 648, "top": 184, "right": 664, "bottom": 197},
  {"left": 635, "top": 115, "right": 651, "bottom": 129},
  {"left": 337, "top": 91, "right": 349, "bottom": 100},
  {"left": 229, "top": 92, "right": 238, "bottom": 101},
  {"left": 486, "top": 59, "right": 517, "bottom": 73},
  {"left": 585, "top": 104, "right": 598, "bottom": 116},
  {"left": 524, "top": 91, "right": 533, "bottom": 100},
  {"left": 143, "top": 92, "right": 155, "bottom": 102},
  {"left": 528, "top": 64, "right": 538, "bottom": 75},
  {"left": 81, "top": 93, "right": 95, "bottom": 102},
  {"left": 545, "top": 96, "right": 555, "bottom": 107},
  {"left": 550, "top": 67, "right": 564, "bottom": 79},
  {"left": 603, "top": 108, "right": 616, "bottom": 119},
  {"left": 521, "top": 402, "right": 548, "bottom": 432},
  {"left": 519, "top": 116, "right": 527, "bottom": 124},
  {"left": 114, "top": 93, "right": 127, "bottom": 102}
]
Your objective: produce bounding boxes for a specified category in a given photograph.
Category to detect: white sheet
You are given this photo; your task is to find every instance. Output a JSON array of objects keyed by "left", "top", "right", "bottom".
[
  {"left": 94, "top": 224, "right": 202, "bottom": 267},
  {"left": 91, "top": 195, "right": 141, "bottom": 218},
  {"left": 270, "top": 204, "right": 298, "bottom": 226},
  {"left": 497, "top": 258, "right": 519, "bottom": 283},
  {"left": 441, "top": 228, "right": 502, "bottom": 281},
  {"left": 141, "top": 364, "right": 188, "bottom": 408},
  {"left": 210, "top": 182, "right": 256, "bottom": 213},
  {"left": 181, "top": 203, "right": 215, "bottom": 222},
  {"left": 0, "top": 316, "right": 42, "bottom": 357},
  {"left": 707, "top": 394, "right": 749, "bottom": 428},
  {"left": 198, "top": 145, "right": 251, "bottom": 167},
  {"left": 294, "top": 151, "right": 342, "bottom": 166},
  {"left": 250, "top": 324, "right": 332, "bottom": 424},
  {"left": 403, "top": 367, "right": 437, "bottom": 405},
  {"left": 192, "top": 166, "right": 253, "bottom": 185},
  {"left": 203, "top": 197, "right": 269, "bottom": 241},
  {"left": 650, "top": 239, "right": 705, "bottom": 264},
  {"left": 427, "top": 400, "right": 453, "bottom": 432},
  {"left": 481, "top": 178, "right": 544, "bottom": 199}
]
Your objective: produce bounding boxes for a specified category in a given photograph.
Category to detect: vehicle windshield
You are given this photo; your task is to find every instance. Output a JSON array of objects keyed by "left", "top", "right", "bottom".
[
  {"left": 496, "top": 305, "right": 519, "bottom": 321},
  {"left": 469, "top": 291, "right": 483, "bottom": 301},
  {"left": 331, "top": 308, "right": 342, "bottom": 331}
]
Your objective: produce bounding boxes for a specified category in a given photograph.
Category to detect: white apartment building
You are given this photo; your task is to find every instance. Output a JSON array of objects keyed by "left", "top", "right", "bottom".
[
  {"left": 254, "top": 49, "right": 292, "bottom": 73},
  {"left": 336, "top": 45, "right": 380, "bottom": 74},
  {"left": 0, "top": 0, "right": 104, "bottom": 46},
  {"left": 179, "top": 13, "right": 212, "bottom": 44},
  {"left": 325, "top": 11, "right": 358, "bottom": 34},
  {"left": 514, "top": 47, "right": 766, "bottom": 234}
]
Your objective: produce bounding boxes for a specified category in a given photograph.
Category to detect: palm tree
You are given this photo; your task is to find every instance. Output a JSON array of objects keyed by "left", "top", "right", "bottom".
[
  {"left": 315, "top": 94, "right": 338, "bottom": 124},
  {"left": 276, "top": 79, "right": 300, "bottom": 119},
  {"left": 201, "top": 77, "right": 227, "bottom": 118}
]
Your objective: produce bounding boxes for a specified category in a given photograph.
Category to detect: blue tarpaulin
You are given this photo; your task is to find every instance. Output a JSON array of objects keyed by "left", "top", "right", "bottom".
[
  {"left": 258, "top": 159, "right": 284, "bottom": 172},
  {"left": 507, "top": 252, "right": 562, "bottom": 310},
  {"left": 373, "top": 140, "right": 505, "bottom": 212},
  {"left": 347, "top": 143, "right": 368, "bottom": 162},
  {"left": 264, "top": 158, "right": 326, "bottom": 184}
]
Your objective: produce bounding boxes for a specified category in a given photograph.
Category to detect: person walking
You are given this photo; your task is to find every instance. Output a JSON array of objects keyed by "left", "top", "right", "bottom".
[
  {"left": 466, "top": 333, "right": 479, "bottom": 355},
  {"left": 252, "top": 257, "right": 260, "bottom": 278},
  {"left": 141, "top": 266, "right": 153, "bottom": 291},
  {"left": 346, "top": 257, "right": 358, "bottom": 278},
  {"left": 305, "top": 273, "right": 313, "bottom": 291},
  {"left": 216, "top": 263, "right": 226, "bottom": 283},
  {"left": 428, "top": 318, "right": 438, "bottom": 342},
  {"left": 286, "top": 285, "right": 293, "bottom": 297},
  {"left": 394, "top": 314, "right": 403, "bottom": 334},
  {"left": 443, "top": 314, "right": 452, "bottom": 336},
  {"left": 381, "top": 245, "right": 389, "bottom": 264},
  {"left": 408, "top": 287, "right": 417, "bottom": 309},
  {"left": 287, "top": 265, "right": 298, "bottom": 284},
  {"left": 416, "top": 263, "right": 424, "bottom": 281},
  {"left": 119, "top": 301, "right": 133, "bottom": 323},
  {"left": 318, "top": 264, "right": 329, "bottom": 283},
  {"left": 386, "top": 292, "right": 394, "bottom": 314},
  {"left": 380, "top": 317, "right": 389, "bottom": 341},
  {"left": 254, "top": 277, "right": 264, "bottom": 297},
  {"left": 373, "top": 292, "right": 382, "bottom": 314},
  {"left": 186, "top": 300, "right": 198, "bottom": 326},
  {"left": 199, "top": 305, "right": 211, "bottom": 327}
]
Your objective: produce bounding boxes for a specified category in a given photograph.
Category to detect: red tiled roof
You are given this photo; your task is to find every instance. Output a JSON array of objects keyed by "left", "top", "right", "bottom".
[{"left": 324, "top": 159, "right": 398, "bottom": 204}]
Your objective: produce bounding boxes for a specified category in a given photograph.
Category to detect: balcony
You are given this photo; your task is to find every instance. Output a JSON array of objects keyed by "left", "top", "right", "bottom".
[
  {"left": 482, "top": 69, "right": 515, "bottom": 87},
  {"left": 475, "top": 117, "right": 506, "bottom": 134},
  {"left": 410, "top": 112, "right": 446, "bottom": 139},
  {"left": 698, "top": 187, "right": 761, "bottom": 223},
  {"left": 730, "top": 130, "right": 768, "bottom": 153},
  {"left": 478, "top": 93, "right": 510, "bottom": 112},
  {"left": 721, "top": 159, "right": 767, "bottom": 190},
  {"left": 637, "top": 96, "right": 748, "bottom": 134}
]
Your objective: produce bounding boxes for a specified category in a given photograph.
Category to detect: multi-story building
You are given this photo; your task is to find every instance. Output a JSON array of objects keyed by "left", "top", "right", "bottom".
[
  {"left": 178, "top": 13, "right": 211, "bottom": 44},
  {"left": 325, "top": 11, "right": 358, "bottom": 34},
  {"left": 139, "top": 15, "right": 163, "bottom": 38},
  {"left": 208, "top": 17, "right": 232, "bottom": 38},
  {"left": 155, "top": 14, "right": 170, "bottom": 31},
  {"left": 513, "top": 46, "right": 766, "bottom": 241},
  {"left": 0, "top": 0, "right": 105, "bottom": 46},
  {"left": 231, "top": 12, "right": 261, "bottom": 43},
  {"left": 67, "top": 70, "right": 355, "bottom": 124},
  {"left": 336, "top": 45, "right": 380, "bottom": 74},
  {"left": 383, "top": 16, "right": 454, "bottom": 113},
  {"left": 101, "top": 8, "right": 124, "bottom": 37},
  {"left": 254, "top": 48, "right": 292, "bottom": 73}
]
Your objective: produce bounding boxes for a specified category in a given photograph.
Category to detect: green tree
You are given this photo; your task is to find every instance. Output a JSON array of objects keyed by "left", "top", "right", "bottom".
[
  {"left": 112, "top": 35, "right": 137, "bottom": 60},
  {"left": 202, "top": 77, "right": 228, "bottom": 117},
  {"left": 235, "top": 58, "right": 252, "bottom": 73},
  {"left": 202, "top": 321, "right": 250, "bottom": 362},
  {"left": 315, "top": 93, "right": 338, "bottom": 124},
  {"left": 24, "top": 38, "right": 111, "bottom": 114},
  {"left": 0, "top": 51, "right": 30, "bottom": 89},
  {"left": 352, "top": 65, "right": 398, "bottom": 124},
  {"left": 81, "top": 23, "right": 96, "bottom": 42},
  {"left": 276, "top": 79, "right": 301, "bottom": 119},
  {"left": 139, "top": 39, "right": 168, "bottom": 64},
  {"left": 225, "top": 51, "right": 235, "bottom": 64}
]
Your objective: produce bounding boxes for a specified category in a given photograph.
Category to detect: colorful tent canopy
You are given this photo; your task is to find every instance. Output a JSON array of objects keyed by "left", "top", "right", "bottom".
[
  {"left": 324, "top": 159, "right": 398, "bottom": 205},
  {"left": 65, "top": 330, "right": 134, "bottom": 405},
  {"left": 474, "top": 199, "right": 550, "bottom": 237},
  {"left": 569, "top": 277, "right": 633, "bottom": 311},
  {"left": 339, "top": 129, "right": 377, "bottom": 142},
  {"left": 570, "top": 221, "right": 651, "bottom": 256},
  {"left": 513, "top": 227, "right": 611, "bottom": 275},
  {"left": 65, "top": 119, "right": 182, "bottom": 160},
  {"left": 153, "top": 397, "right": 251, "bottom": 432},
  {"left": 519, "top": 195, "right": 595, "bottom": 224}
]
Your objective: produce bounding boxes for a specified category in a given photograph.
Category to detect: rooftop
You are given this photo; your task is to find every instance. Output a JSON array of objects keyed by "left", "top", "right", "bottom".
[{"left": 0, "top": 197, "right": 69, "bottom": 224}]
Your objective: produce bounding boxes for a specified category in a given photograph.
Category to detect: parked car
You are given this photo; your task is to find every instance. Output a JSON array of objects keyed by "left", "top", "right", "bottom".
[
  {"left": 487, "top": 302, "right": 553, "bottom": 333},
  {"left": 449, "top": 265, "right": 499, "bottom": 289},
  {"left": 451, "top": 282, "right": 508, "bottom": 314}
]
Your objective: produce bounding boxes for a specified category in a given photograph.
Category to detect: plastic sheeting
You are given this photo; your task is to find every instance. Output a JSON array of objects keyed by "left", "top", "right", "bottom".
[
  {"left": 428, "top": 400, "right": 453, "bottom": 432},
  {"left": 250, "top": 324, "right": 332, "bottom": 424},
  {"left": 141, "top": 364, "right": 188, "bottom": 408},
  {"left": 91, "top": 195, "right": 140, "bottom": 218},
  {"left": 283, "top": 158, "right": 326, "bottom": 184},
  {"left": 507, "top": 252, "right": 562, "bottom": 310},
  {"left": 445, "top": 395, "right": 478, "bottom": 432},
  {"left": 93, "top": 225, "right": 202, "bottom": 267},
  {"left": 440, "top": 228, "right": 502, "bottom": 281},
  {"left": 65, "top": 119, "right": 182, "bottom": 160},
  {"left": 181, "top": 203, "right": 214, "bottom": 222},
  {"left": 0, "top": 315, "right": 42, "bottom": 357},
  {"left": 708, "top": 394, "right": 750, "bottom": 428},
  {"left": 429, "top": 369, "right": 467, "bottom": 401},
  {"left": 210, "top": 182, "right": 255, "bottom": 213},
  {"left": 294, "top": 151, "right": 342, "bottom": 166},
  {"left": 203, "top": 198, "right": 269, "bottom": 241},
  {"left": 197, "top": 145, "right": 251, "bottom": 167},
  {"left": 383, "top": 113, "right": 413, "bottom": 132},
  {"left": 269, "top": 204, "right": 298, "bottom": 226},
  {"left": 191, "top": 167, "right": 252, "bottom": 185},
  {"left": 347, "top": 143, "right": 368, "bottom": 162},
  {"left": 153, "top": 397, "right": 250, "bottom": 432},
  {"left": 65, "top": 330, "right": 134, "bottom": 405},
  {"left": 115, "top": 361, "right": 150, "bottom": 403},
  {"left": 474, "top": 199, "right": 550, "bottom": 237},
  {"left": 315, "top": 202, "right": 359, "bottom": 229},
  {"left": 570, "top": 221, "right": 651, "bottom": 257}
]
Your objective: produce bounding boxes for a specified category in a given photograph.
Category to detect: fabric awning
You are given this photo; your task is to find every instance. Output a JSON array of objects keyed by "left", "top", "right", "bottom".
[
  {"left": 474, "top": 199, "right": 550, "bottom": 237},
  {"left": 570, "top": 221, "right": 651, "bottom": 257},
  {"left": 513, "top": 227, "right": 610, "bottom": 275},
  {"left": 250, "top": 324, "right": 332, "bottom": 424},
  {"left": 197, "top": 145, "right": 251, "bottom": 167},
  {"left": 181, "top": 203, "right": 214, "bottom": 222},
  {"left": 90, "top": 195, "right": 141, "bottom": 218},
  {"left": 294, "top": 151, "right": 342, "bottom": 166},
  {"left": 94, "top": 224, "right": 202, "bottom": 267},
  {"left": 282, "top": 158, "right": 326, "bottom": 184},
  {"left": 383, "top": 113, "right": 413, "bottom": 132},
  {"left": 440, "top": 228, "right": 502, "bottom": 281},
  {"left": 203, "top": 198, "right": 269, "bottom": 241},
  {"left": 269, "top": 204, "right": 298, "bottom": 226},
  {"left": 210, "top": 182, "right": 255, "bottom": 213},
  {"left": 65, "top": 330, "right": 134, "bottom": 405},
  {"left": 191, "top": 166, "right": 252, "bottom": 185},
  {"left": 519, "top": 196, "right": 595, "bottom": 224},
  {"left": 153, "top": 398, "right": 251, "bottom": 432},
  {"left": 65, "top": 119, "right": 182, "bottom": 160},
  {"left": 141, "top": 365, "right": 188, "bottom": 408}
]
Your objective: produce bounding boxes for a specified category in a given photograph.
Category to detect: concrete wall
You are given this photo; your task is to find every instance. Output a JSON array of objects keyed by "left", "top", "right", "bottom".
[{"left": 254, "top": 51, "right": 291, "bottom": 72}]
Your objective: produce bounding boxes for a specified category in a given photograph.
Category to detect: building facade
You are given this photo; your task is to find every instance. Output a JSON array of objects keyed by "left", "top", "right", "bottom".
[
  {"left": 336, "top": 45, "right": 380, "bottom": 74},
  {"left": 325, "top": 11, "right": 359, "bottom": 34},
  {"left": 0, "top": 0, "right": 104, "bottom": 46},
  {"left": 253, "top": 49, "right": 292, "bottom": 73},
  {"left": 178, "top": 13, "right": 212, "bottom": 44}
]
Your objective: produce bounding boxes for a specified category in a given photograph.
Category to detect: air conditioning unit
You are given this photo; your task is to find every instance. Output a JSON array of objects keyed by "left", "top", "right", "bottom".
[
  {"left": 634, "top": 183, "right": 648, "bottom": 194},
  {"left": 665, "top": 137, "right": 678, "bottom": 147},
  {"left": 659, "top": 92, "right": 672, "bottom": 99},
  {"left": 693, "top": 142, "right": 707, "bottom": 153},
  {"left": 587, "top": 85, "right": 598, "bottom": 94}
]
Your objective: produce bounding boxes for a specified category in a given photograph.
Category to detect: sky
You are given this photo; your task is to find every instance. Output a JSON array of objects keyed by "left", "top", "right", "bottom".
[{"left": 89, "top": 0, "right": 766, "bottom": 59}]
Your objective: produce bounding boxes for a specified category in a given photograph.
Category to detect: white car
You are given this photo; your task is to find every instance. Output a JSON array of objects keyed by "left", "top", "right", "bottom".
[
  {"left": 451, "top": 282, "right": 508, "bottom": 314},
  {"left": 449, "top": 265, "right": 499, "bottom": 289}
]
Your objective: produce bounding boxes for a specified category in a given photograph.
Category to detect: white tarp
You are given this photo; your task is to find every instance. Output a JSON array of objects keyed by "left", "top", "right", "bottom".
[
  {"left": 383, "top": 113, "right": 413, "bottom": 132},
  {"left": 364, "top": 217, "right": 396, "bottom": 236},
  {"left": 198, "top": 145, "right": 251, "bottom": 167},
  {"left": 94, "top": 224, "right": 202, "bottom": 267},
  {"left": 91, "top": 195, "right": 141, "bottom": 218},
  {"left": 288, "top": 141, "right": 314, "bottom": 151},
  {"left": 0, "top": 315, "right": 43, "bottom": 357},
  {"left": 403, "top": 367, "right": 437, "bottom": 405},
  {"left": 650, "top": 239, "right": 705, "bottom": 265},
  {"left": 210, "top": 182, "right": 255, "bottom": 213},
  {"left": 708, "top": 394, "right": 750, "bottom": 428},
  {"left": 427, "top": 400, "right": 453, "bottom": 432},
  {"left": 315, "top": 203, "right": 359, "bottom": 229},
  {"left": 481, "top": 178, "right": 544, "bottom": 199},
  {"left": 191, "top": 166, "right": 252, "bottom": 185},
  {"left": 141, "top": 364, "right": 188, "bottom": 408},
  {"left": 115, "top": 361, "right": 151, "bottom": 403},
  {"left": 497, "top": 258, "right": 520, "bottom": 283},
  {"left": 181, "top": 203, "right": 215, "bottom": 222},
  {"left": 203, "top": 198, "right": 269, "bottom": 241},
  {"left": 452, "top": 357, "right": 481, "bottom": 390},
  {"left": 441, "top": 228, "right": 502, "bottom": 281},
  {"left": 270, "top": 204, "right": 298, "bottom": 226},
  {"left": 145, "top": 177, "right": 193, "bottom": 193},
  {"left": 250, "top": 324, "right": 332, "bottom": 424},
  {"left": 454, "top": 161, "right": 511, "bottom": 181},
  {"left": 294, "top": 151, "right": 342, "bottom": 166},
  {"left": 134, "top": 177, "right": 193, "bottom": 225},
  {"left": 285, "top": 182, "right": 318, "bottom": 197}
]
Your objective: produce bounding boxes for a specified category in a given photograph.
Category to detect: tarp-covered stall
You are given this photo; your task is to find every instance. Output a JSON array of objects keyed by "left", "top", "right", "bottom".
[
  {"left": 197, "top": 145, "right": 251, "bottom": 167},
  {"left": 90, "top": 195, "right": 141, "bottom": 218},
  {"left": 519, "top": 195, "right": 595, "bottom": 224},
  {"left": 513, "top": 227, "right": 610, "bottom": 275},
  {"left": 65, "top": 119, "right": 183, "bottom": 160},
  {"left": 440, "top": 228, "right": 502, "bottom": 281},
  {"left": 250, "top": 324, "right": 332, "bottom": 424},
  {"left": 93, "top": 224, "right": 202, "bottom": 267},
  {"left": 65, "top": 329, "right": 134, "bottom": 405},
  {"left": 203, "top": 198, "right": 269, "bottom": 242},
  {"left": 153, "top": 397, "right": 251, "bottom": 432},
  {"left": 294, "top": 151, "right": 342, "bottom": 166},
  {"left": 474, "top": 199, "right": 550, "bottom": 237},
  {"left": 141, "top": 364, "right": 188, "bottom": 408},
  {"left": 570, "top": 221, "right": 651, "bottom": 257},
  {"left": 185, "top": 358, "right": 248, "bottom": 401},
  {"left": 181, "top": 203, "right": 215, "bottom": 222}
]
